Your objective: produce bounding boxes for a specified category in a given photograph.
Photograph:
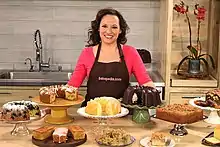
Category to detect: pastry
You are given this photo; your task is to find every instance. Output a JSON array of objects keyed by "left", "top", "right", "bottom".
[
  {"left": 151, "top": 132, "right": 166, "bottom": 146},
  {"left": 68, "top": 125, "right": 85, "bottom": 140},
  {"left": 52, "top": 127, "right": 68, "bottom": 143},
  {"left": 32, "top": 126, "right": 55, "bottom": 140},
  {"left": 156, "top": 104, "right": 203, "bottom": 124}
]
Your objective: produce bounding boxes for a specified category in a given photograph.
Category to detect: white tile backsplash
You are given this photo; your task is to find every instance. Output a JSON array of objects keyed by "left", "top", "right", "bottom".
[{"left": 0, "top": 0, "right": 161, "bottom": 71}]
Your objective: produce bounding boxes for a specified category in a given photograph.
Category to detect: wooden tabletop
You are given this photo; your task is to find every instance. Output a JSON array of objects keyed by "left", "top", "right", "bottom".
[{"left": 0, "top": 108, "right": 216, "bottom": 147}]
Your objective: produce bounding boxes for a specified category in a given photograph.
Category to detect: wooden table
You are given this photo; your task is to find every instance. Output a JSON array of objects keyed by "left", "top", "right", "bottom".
[{"left": 0, "top": 108, "right": 216, "bottom": 147}]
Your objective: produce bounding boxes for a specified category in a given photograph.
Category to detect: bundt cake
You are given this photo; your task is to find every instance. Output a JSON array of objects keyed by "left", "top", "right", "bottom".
[
  {"left": 39, "top": 85, "right": 78, "bottom": 104},
  {"left": 85, "top": 97, "right": 121, "bottom": 116},
  {"left": 122, "top": 86, "right": 161, "bottom": 107},
  {"left": 1, "top": 100, "right": 41, "bottom": 121}
]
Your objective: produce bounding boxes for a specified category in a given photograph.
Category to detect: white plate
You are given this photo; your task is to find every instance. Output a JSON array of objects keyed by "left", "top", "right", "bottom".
[
  {"left": 140, "top": 137, "right": 175, "bottom": 147},
  {"left": 77, "top": 107, "right": 129, "bottom": 119},
  {"left": 189, "top": 97, "right": 220, "bottom": 111}
]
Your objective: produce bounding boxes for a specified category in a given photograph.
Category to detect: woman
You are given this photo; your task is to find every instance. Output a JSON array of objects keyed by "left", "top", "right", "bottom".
[{"left": 68, "top": 8, "right": 154, "bottom": 106}]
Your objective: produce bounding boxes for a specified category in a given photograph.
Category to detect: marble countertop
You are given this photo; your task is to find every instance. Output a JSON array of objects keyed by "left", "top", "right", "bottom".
[
  {"left": 0, "top": 109, "right": 215, "bottom": 147},
  {"left": 0, "top": 70, "right": 165, "bottom": 87}
]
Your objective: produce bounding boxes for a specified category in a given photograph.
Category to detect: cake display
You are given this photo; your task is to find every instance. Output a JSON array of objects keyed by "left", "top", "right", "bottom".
[
  {"left": 85, "top": 97, "right": 121, "bottom": 116},
  {"left": 52, "top": 127, "right": 68, "bottom": 143},
  {"left": 193, "top": 89, "right": 220, "bottom": 109},
  {"left": 1, "top": 100, "right": 41, "bottom": 121},
  {"left": 39, "top": 85, "right": 78, "bottom": 104},
  {"left": 122, "top": 86, "right": 161, "bottom": 107},
  {"left": 156, "top": 104, "right": 203, "bottom": 124},
  {"left": 68, "top": 125, "right": 86, "bottom": 140},
  {"left": 32, "top": 125, "right": 87, "bottom": 146}
]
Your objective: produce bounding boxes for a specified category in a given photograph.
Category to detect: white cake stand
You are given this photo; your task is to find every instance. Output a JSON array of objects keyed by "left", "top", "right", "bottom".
[
  {"left": 77, "top": 107, "right": 129, "bottom": 135},
  {"left": 1, "top": 109, "right": 46, "bottom": 136},
  {"left": 189, "top": 97, "right": 220, "bottom": 124}
]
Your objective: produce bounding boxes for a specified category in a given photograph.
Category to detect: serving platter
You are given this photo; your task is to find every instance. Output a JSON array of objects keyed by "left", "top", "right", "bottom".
[
  {"left": 95, "top": 136, "right": 135, "bottom": 147},
  {"left": 32, "top": 134, "right": 87, "bottom": 147},
  {"left": 32, "top": 95, "right": 84, "bottom": 124},
  {"left": 189, "top": 97, "right": 220, "bottom": 124},
  {"left": 140, "top": 137, "right": 175, "bottom": 147},
  {"left": 77, "top": 107, "right": 129, "bottom": 119}
]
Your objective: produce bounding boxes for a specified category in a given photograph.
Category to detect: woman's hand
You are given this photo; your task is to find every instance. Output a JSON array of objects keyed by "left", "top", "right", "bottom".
[{"left": 142, "top": 81, "right": 156, "bottom": 88}]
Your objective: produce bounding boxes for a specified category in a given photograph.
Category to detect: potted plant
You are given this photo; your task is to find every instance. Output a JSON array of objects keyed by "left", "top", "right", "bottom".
[{"left": 174, "top": 1, "right": 215, "bottom": 76}]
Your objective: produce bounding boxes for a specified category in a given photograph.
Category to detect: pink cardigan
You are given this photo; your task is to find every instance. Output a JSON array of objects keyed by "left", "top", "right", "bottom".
[{"left": 68, "top": 45, "right": 152, "bottom": 87}]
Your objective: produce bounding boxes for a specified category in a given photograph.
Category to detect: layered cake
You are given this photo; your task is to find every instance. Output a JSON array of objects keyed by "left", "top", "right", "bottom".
[
  {"left": 1, "top": 100, "right": 40, "bottom": 121},
  {"left": 32, "top": 126, "right": 55, "bottom": 140},
  {"left": 156, "top": 104, "right": 203, "bottom": 124},
  {"left": 85, "top": 97, "right": 121, "bottom": 116},
  {"left": 122, "top": 86, "right": 161, "bottom": 107},
  {"left": 52, "top": 127, "right": 68, "bottom": 143},
  {"left": 39, "top": 85, "right": 78, "bottom": 104},
  {"left": 151, "top": 132, "right": 166, "bottom": 146},
  {"left": 68, "top": 125, "right": 85, "bottom": 140}
]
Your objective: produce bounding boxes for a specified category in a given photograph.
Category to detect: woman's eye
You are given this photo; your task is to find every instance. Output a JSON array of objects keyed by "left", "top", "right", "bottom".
[
  {"left": 112, "top": 26, "right": 118, "bottom": 29},
  {"left": 102, "top": 25, "right": 107, "bottom": 28}
]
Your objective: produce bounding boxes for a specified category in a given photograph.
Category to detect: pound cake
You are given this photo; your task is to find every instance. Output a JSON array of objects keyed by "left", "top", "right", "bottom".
[
  {"left": 68, "top": 125, "right": 85, "bottom": 140},
  {"left": 52, "top": 127, "right": 68, "bottom": 143},
  {"left": 85, "top": 97, "right": 121, "bottom": 116},
  {"left": 156, "top": 104, "right": 203, "bottom": 124},
  {"left": 1, "top": 100, "right": 40, "bottom": 121},
  {"left": 32, "top": 126, "right": 55, "bottom": 140},
  {"left": 39, "top": 85, "right": 78, "bottom": 104}
]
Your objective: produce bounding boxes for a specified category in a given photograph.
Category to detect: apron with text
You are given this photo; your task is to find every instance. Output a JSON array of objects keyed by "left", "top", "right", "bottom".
[{"left": 81, "top": 43, "right": 129, "bottom": 107}]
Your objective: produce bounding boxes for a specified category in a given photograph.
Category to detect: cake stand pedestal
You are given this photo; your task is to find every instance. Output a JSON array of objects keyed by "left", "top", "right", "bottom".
[
  {"left": 189, "top": 97, "right": 220, "bottom": 124},
  {"left": 32, "top": 95, "right": 84, "bottom": 125},
  {"left": 170, "top": 124, "right": 188, "bottom": 136},
  {"left": 121, "top": 103, "right": 163, "bottom": 124},
  {"left": 2, "top": 109, "right": 46, "bottom": 136}
]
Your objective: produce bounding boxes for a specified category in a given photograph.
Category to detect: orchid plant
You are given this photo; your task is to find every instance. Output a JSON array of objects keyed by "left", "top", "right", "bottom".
[{"left": 174, "top": 1, "right": 215, "bottom": 73}]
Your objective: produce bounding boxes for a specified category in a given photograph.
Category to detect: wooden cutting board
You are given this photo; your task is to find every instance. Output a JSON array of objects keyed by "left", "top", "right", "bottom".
[{"left": 32, "top": 134, "right": 87, "bottom": 147}]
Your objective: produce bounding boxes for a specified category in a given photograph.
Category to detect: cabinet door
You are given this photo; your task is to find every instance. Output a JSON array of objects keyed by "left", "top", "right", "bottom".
[{"left": 169, "top": 92, "right": 205, "bottom": 104}]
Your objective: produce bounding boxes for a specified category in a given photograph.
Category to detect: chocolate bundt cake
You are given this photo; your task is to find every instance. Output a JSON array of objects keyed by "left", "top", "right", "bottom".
[{"left": 122, "top": 86, "right": 161, "bottom": 107}]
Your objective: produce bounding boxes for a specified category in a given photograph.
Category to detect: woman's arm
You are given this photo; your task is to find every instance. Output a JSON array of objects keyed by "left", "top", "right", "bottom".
[{"left": 67, "top": 49, "right": 88, "bottom": 88}]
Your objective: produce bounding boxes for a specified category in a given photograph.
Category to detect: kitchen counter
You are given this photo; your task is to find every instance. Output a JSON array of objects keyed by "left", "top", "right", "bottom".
[
  {"left": 0, "top": 70, "right": 165, "bottom": 87},
  {"left": 0, "top": 109, "right": 215, "bottom": 147}
]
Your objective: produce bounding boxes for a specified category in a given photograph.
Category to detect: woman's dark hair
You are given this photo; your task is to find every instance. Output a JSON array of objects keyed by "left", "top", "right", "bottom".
[{"left": 86, "top": 8, "right": 130, "bottom": 47}]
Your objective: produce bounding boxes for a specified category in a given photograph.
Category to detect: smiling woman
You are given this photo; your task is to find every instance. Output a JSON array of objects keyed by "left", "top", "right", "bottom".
[{"left": 67, "top": 8, "right": 154, "bottom": 107}]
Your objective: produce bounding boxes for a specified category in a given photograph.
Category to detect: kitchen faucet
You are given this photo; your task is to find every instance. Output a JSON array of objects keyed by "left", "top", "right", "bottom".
[
  {"left": 34, "top": 29, "right": 50, "bottom": 71},
  {"left": 24, "top": 57, "right": 34, "bottom": 72}
]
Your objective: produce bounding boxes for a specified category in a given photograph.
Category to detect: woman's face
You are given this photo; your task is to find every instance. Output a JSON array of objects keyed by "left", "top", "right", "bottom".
[{"left": 99, "top": 14, "right": 121, "bottom": 45}]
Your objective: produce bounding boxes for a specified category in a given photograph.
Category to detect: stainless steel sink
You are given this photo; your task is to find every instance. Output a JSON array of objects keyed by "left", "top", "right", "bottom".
[{"left": 9, "top": 71, "right": 71, "bottom": 80}]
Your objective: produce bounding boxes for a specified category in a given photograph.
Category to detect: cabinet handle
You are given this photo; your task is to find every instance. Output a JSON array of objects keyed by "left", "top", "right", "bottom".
[
  {"left": 182, "top": 96, "right": 200, "bottom": 99},
  {"left": 0, "top": 92, "right": 12, "bottom": 95}
]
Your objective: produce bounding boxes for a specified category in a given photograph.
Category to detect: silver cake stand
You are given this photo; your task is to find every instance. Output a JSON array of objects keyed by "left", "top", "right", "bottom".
[
  {"left": 1, "top": 109, "right": 46, "bottom": 136},
  {"left": 189, "top": 97, "right": 220, "bottom": 124}
]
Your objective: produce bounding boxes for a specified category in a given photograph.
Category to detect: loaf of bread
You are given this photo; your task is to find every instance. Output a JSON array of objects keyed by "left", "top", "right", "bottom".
[
  {"left": 32, "top": 126, "right": 55, "bottom": 140},
  {"left": 156, "top": 104, "right": 203, "bottom": 124},
  {"left": 68, "top": 125, "right": 85, "bottom": 140}
]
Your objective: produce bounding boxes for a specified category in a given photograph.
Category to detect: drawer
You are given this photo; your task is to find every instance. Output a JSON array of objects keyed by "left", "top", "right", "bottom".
[{"left": 169, "top": 92, "right": 205, "bottom": 104}]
